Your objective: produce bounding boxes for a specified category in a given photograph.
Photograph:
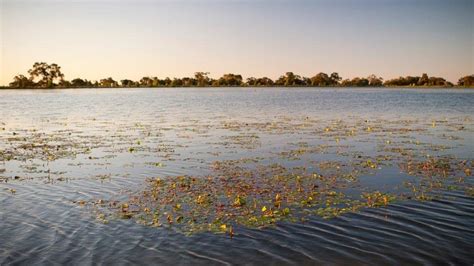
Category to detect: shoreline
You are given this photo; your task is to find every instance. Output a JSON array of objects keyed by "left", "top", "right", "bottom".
[{"left": 1, "top": 86, "right": 473, "bottom": 90}]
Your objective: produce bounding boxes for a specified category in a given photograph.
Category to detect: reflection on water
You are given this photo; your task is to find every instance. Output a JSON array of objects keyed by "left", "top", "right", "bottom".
[{"left": 0, "top": 88, "right": 473, "bottom": 264}]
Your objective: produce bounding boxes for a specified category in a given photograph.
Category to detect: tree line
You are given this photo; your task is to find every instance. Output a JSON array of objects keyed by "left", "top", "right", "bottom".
[{"left": 6, "top": 62, "right": 474, "bottom": 88}]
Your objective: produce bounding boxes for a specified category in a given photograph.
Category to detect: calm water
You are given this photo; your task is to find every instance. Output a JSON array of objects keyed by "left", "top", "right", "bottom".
[{"left": 0, "top": 88, "right": 473, "bottom": 265}]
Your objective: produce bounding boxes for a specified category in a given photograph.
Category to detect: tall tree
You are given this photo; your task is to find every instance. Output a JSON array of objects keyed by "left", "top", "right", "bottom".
[
  {"left": 330, "top": 72, "right": 342, "bottom": 84},
  {"left": 367, "top": 74, "right": 383, "bottom": 86},
  {"left": 27, "top": 62, "right": 64, "bottom": 88},
  {"left": 417, "top": 73, "right": 429, "bottom": 86},
  {"left": 195, "top": 72, "right": 211, "bottom": 87}
]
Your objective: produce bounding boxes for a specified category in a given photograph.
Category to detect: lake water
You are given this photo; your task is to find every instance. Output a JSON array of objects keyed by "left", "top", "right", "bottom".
[{"left": 0, "top": 88, "right": 473, "bottom": 265}]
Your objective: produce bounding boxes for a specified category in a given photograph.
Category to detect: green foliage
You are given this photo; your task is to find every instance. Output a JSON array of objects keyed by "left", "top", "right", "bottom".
[
  {"left": 384, "top": 73, "right": 453, "bottom": 87},
  {"left": 71, "top": 78, "right": 94, "bottom": 87},
  {"left": 27, "top": 62, "right": 64, "bottom": 88},
  {"left": 9, "top": 75, "right": 34, "bottom": 88},
  {"left": 194, "top": 72, "right": 211, "bottom": 87},
  {"left": 121, "top": 79, "right": 139, "bottom": 87},
  {"left": 457, "top": 75, "right": 474, "bottom": 87},
  {"left": 99, "top": 77, "right": 118, "bottom": 87},
  {"left": 213, "top": 73, "right": 244, "bottom": 86},
  {"left": 275, "top": 72, "right": 306, "bottom": 86},
  {"left": 246, "top": 77, "right": 274, "bottom": 87},
  {"left": 6, "top": 62, "right": 469, "bottom": 89},
  {"left": 310, "top": 72, "right": 340, "bottom": 86}
]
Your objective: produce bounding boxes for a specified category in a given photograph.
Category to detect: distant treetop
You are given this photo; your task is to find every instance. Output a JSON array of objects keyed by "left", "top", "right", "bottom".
[{"left": 7, "top": 62, "right": 473, "bottom": 89}]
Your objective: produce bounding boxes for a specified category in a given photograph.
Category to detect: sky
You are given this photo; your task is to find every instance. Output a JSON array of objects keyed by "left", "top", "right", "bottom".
[{"left": 0, "top": 0, "right": 473, "bottom": 85}]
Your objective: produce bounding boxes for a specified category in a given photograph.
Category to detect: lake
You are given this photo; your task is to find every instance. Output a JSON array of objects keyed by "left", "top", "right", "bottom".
[{"left": 0, "top": 87, "right": 473, "bottom": 265}]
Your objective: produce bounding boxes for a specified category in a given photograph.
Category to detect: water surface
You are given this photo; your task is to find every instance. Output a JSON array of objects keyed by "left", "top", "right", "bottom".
[{"left": 0, "top": 88, "right": 473, "bottom": 265}]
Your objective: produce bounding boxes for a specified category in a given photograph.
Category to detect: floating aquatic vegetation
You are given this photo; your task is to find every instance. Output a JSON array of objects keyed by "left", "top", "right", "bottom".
[
  {"left": 2, "top": 115, "right": 473, "bottom": 237},
  {"left": 81, "top": 159, "right": 409, "bottom": 236},
  {"left": 80, "top": 144, "right": 473, "bottom": 236},
  {"left": 218, "top": 133, "right": 261, "bottom": 149}
]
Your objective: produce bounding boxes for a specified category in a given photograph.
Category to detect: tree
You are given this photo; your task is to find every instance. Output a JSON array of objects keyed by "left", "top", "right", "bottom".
[
  {"left": 310, "top": 72, "right": 340, "bottom": 86},
  {"left": 27, "top": 62, "right": 64, "bottom": 88},
  {"left": 163, "top": 77, "right": 172, "bottom": 87},
  {"left": 417, "top": 73, "right": 429, "bottom": 86},
  {"left": 275, "top": 72, "right": 305, "bottom": 86},
  {"left": 310, "top": 72, "right": 330, "bottom": 86},
  {"left": 71, "top": 78, "right": 87, "bottom": 87},
  {"left": 182, "top": 77, "right": 195, "bottom": 87},
  {"left": 384, "top": 74, "right": 451, "bottom": 87},
  {"left": 121, "top": 79, "right": 138, "bottom": 87},
  {"left": 344, "top": 77, "right": 369, "bottom": 87},
  {"left": 367, "top": 74, "right": 383, "bottom": 86},
  {"left": 330, "top": 72, "right": 342, "bottom": 84},
  {"left": 384, "top": 76, "right": 420, "bottom": 86},
  {"left": 170, "top": 78, "right": 183, "bottom": 87},
  {"left": 214, "top": 74, "right": 243, "bottom": 86},
  {"left": 8, "top": 62, "right": 461, "bottom": 89},
  {"left": 9, "top": 75, "right": 34, "bottom": 88},
  {"left": 458, "top": 75, "right": 474, "bottom": 87},
  {"left": 339, "top": 76, "right": 370, "bottom": 87},
  {"left": 195, "top": 72, "right": 211, "bottom": 87},
  {"left": 246, "top": 77, "right": 274, "bottom": 87},
  {"left": 152, "top": 77, "right": 160, "bottom": 87},
  {"left": 58, "top": 79, "right": 71, "bottom": 87},
  {"left": 428, "top": 76, "right": 446, "bottom": 86},
  {"left": 246, "top": 77, "right": 258, "bottom": 86},
  {"left": 258, "top": 77, "right": 274, "bottom": 86},
  {"left": 139, "top": 77, "right": 154, "bottom": 87},
  {"left": 99, "top": 77, "right": 118, "bottom": 87},
  {"left": 340, "top": 79, "right": 352, "bottom": 87}
]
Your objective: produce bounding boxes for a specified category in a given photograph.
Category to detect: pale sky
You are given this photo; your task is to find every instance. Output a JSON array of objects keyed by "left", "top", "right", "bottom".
[{"left": 0, "top": 0, "right": 473, "bottom": 85}]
